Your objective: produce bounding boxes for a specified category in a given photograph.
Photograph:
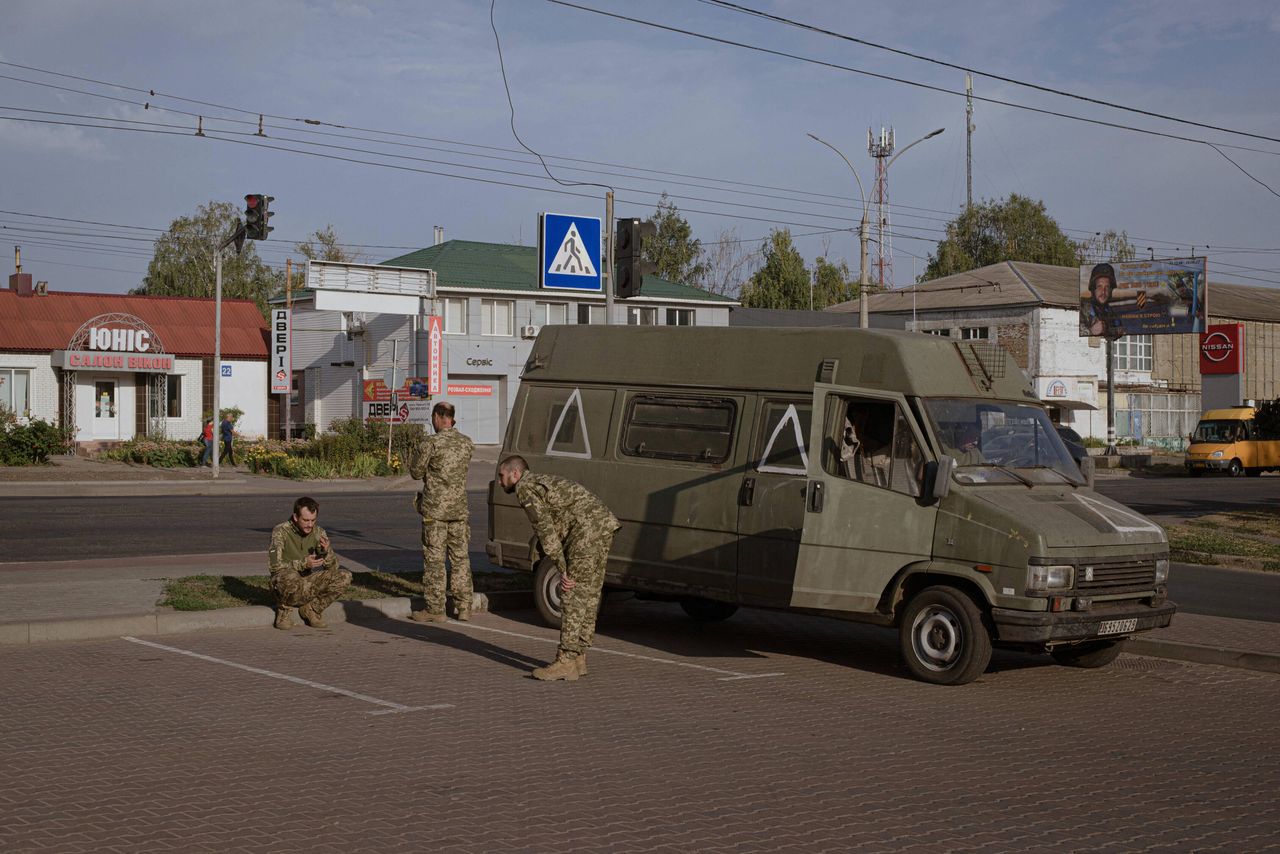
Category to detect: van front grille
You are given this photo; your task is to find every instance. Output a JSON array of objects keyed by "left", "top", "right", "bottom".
[{"left": 1075, "top": 559, "right": 1155, "bottom": 595}]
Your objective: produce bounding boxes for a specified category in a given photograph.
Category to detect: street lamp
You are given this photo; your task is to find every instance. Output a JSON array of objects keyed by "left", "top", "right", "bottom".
[
  {"left": 807, "top": 132, "right": 871, "bottom": 329},
  {"left": 887, "top": 127, "right": 945, "bottom": 171}
]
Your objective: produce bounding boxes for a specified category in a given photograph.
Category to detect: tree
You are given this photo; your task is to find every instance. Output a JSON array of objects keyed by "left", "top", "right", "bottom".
[
  {"left": 1254, "top": 399, "right": 1280, "bottom": 440},
  {"left": 644, "top": 194, "right": 707, "bottom": 285},
  {"left": 921, "top": 193, "right": 1078, "bottom": 281},
  {"left": 740, "top": 229, "right": 810, "bottom": 309},
  {"left": 813, "top": 256, "right": 855, "bottom": 309},
  {"left": 1077, "top": 229, "right": 1137, "bottom": 265},
  {"left": 294, "top": 225, "right": 364, "bottom": 264},
  {"left": 135, "top": 200, "right": 282, "bottom": 317},
  {"left": 698, "top": 227, "right": 759, "bottom": 298}
]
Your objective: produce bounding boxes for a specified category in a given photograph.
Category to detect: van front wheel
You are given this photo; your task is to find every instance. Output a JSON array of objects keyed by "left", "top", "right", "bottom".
[
  {"left": 899, "top": 586, "right": 993, "bottom": 685},
  {"left": 533, "top": 559, "right": 564, "bottom": 629},
  {"left": 1228, "top": 458, "right": 1244, "bottom": 477},
  {"left": 679, "top": 597, "right": 739, "bottom": 622}
]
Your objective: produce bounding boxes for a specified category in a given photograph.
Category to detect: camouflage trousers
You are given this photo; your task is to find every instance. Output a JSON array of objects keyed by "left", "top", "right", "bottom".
[
  {"left": 558, "top": 527, "right": 616, "bottom": 657},
  {"left": 422, "top": 518, "right": 473, "bottom": 615},
  {"left": 271, "top": 567, "right": 352, "bottom": 611}
]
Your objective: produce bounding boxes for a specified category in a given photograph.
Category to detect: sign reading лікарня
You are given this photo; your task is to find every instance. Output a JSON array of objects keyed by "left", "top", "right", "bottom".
[{"left": 51, "top": 350, "right": 174, "bottom": 373}]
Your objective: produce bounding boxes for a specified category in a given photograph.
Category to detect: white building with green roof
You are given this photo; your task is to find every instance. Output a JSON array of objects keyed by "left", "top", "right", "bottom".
[{"left": 281, "top": 239, "right": 737, "bottom": 443}]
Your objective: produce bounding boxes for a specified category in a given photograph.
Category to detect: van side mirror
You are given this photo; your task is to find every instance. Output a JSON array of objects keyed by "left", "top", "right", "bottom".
[
  {"left": 1079, "top": 455, "right": 1095, "bottom": 489},
  {"left": 924, "top": 457, "right": 955, "bottom": 502}
]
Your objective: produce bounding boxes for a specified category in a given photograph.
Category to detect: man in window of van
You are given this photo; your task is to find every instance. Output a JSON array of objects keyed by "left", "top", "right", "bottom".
[
  {"left": 841, "top": 404, "right": 893, "bottom": 487},
  {"left": 409, "top": 402, "right": 475, "bottom": 623},
  {"left": 497, "top": 455, "right": 621, "bottom": 682}
]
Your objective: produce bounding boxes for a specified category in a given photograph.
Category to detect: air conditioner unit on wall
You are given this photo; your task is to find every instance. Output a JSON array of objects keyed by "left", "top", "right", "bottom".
[{"left": 520, "top": 325, "right": 540, "bottom": 339}]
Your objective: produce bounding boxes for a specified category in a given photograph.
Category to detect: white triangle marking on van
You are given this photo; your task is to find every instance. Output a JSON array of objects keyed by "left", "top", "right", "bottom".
[
  {"left": 549, "top": 223, "right": 597, "bottom": 277},
  {"left": 546, "top": 387, "right": 593, "bottom": 459},
  {"left": 758, "top": 403, "right": 809, "bottom": 474}
]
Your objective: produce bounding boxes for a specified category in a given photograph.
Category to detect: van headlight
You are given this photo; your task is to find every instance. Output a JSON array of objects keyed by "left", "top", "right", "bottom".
[
  {"left": 1027, "top": 564, "right": 1074, "bottom": 593},
  {"left": 1210, "top": 451, "right": 1224, "bottom": 458},
  {"left": 1155, "top": 558, "right": 1170, "bottom": 584}
]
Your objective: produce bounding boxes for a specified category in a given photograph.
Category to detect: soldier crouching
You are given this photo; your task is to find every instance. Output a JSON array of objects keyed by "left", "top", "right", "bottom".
[{"left": 268, "top": 496, "right": 352, "bottom": 630}]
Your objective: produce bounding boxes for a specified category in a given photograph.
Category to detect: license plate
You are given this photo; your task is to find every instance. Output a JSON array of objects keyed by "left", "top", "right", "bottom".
[{"left": 1098, "top": 618, "right": 1137, "bottom": 635}]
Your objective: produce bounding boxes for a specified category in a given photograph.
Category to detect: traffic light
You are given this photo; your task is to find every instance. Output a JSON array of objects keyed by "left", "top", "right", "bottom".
[
  {"left": 244, "top": 194, "right": 275, "bottom": 241},
  {"left": 614, "top": 217, "right": 656, "bottom": 299}
]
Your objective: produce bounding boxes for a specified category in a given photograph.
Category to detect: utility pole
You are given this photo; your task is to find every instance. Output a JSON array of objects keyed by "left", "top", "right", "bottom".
[
  {"left": 965, "top": 73, "right": 974, "bottom": 211},
  {"left": 387, "top": 338, "right": 398, "bottom": 466},
  {"left": 605, "top": 190, "right": 614, "bottom": 325},
  {"left": 284, "top": 259, "right": 292, "bottom": 442}
]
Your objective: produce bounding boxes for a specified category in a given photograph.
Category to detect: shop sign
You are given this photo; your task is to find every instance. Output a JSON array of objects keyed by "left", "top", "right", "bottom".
[
  {"left": 86, "top": 326, "right": 153, "bottom": 352},
  {"left": 52, "top": 350, "right": 174, "bottom": 373},
  {"left": 270, "top": 309, "right": 291, "bottom": 394},
  {"left": 446, "top": 384, "right": 493, "bottom": 397},
  {"left": 1199, "top": 324, "right": 1243, "bottom": 375},
  {"left": 427, "top": 315, "right": 443, "bottom": 395}
]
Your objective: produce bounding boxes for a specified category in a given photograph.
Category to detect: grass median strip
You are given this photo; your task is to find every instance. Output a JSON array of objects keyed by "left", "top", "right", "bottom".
[
  {"left": 1164, "top": 508, "right": 1280, "bottom": 571},
  {"left": 160, "top": 569, "right": 532, "bottom": 611}
]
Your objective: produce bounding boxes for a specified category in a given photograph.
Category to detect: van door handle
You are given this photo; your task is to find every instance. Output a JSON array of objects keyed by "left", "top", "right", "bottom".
[
  {"left": 806, "top": 480, "right": 824, "bottom": 513},
  {"left": 740, "top": 477, "right": 756, "bottom": 506}
]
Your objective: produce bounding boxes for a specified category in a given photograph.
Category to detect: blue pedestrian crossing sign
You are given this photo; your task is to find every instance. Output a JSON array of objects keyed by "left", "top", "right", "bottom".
[{"left": 540, "top": 212, "right": 602, "bottom": 292}]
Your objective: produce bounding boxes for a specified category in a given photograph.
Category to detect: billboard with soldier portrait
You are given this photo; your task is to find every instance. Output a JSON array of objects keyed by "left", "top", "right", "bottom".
[{"left": 1079, "top": 257, "right": 1206, "bottom": 338}]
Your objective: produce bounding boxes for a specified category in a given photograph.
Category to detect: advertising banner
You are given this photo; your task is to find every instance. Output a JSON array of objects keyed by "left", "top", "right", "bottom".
[
  {"left": 362, "top": 377, "right": 432, "bottom": 424},
  {"left": 1079, "top": 257, "right": 1206, "bottom": 338},
  {"left": 427, "top": 315, "right": 443, "bottom": 395},
  {"left": 270, "top": 309, "right": 291, "bottom": 394},
  {"left": 1199, "top": 324, "right": 1244, "bottom": 375}
]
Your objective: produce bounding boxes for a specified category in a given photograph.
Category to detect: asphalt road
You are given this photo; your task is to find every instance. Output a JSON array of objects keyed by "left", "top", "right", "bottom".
[{"left": 3, "top": 475, "right": 1278, "bottom": 621}]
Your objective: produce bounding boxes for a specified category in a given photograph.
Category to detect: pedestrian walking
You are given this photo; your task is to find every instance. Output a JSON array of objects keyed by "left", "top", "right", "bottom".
[
  {"left": 200, "top": 418, "right": 214, "bottom": 466},
  {"left": 408, "top": 402, "right": 475, "bottom": 622},
  {"left": 267, "top": 496, "right": 352, "bottom": 630},
  {"left": 497, "top": 455, "right": 620, "bottom": 681},
  {"left": 219, "top": 413, "right": 236, "bottom": 466}
]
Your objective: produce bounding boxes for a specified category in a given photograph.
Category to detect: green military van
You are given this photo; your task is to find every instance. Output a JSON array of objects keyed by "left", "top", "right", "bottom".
[{"left": 486, "top": 326, "right": 1174, "bottom": 685}]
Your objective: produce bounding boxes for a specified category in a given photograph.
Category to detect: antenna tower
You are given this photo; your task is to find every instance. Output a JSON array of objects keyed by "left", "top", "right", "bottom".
[{"left": 868, "top": 126, "right": 895, "bottom": 289}]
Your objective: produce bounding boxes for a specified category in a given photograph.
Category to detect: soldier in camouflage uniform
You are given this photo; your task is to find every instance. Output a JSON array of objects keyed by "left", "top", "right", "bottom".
[
  {"left": 498, "top": 455, "right": 620, "bottom": 681},
  {"left": 268, "top": 496, "right": 352, "bottom": 630},
  {"left": 408, "top": 402, "right": 475, "bottom": 623}
]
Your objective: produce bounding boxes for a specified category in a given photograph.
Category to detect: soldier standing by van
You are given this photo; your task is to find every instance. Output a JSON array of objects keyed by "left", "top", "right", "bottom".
[
  {"left": 497, "top": 455, "right": 620, "bottom": 682},
  {"left": 268, "top": 496, "right": 352, "bottom": 630},
  {"left": 409, "top": 402, "right": 475, "bottom": 622}
]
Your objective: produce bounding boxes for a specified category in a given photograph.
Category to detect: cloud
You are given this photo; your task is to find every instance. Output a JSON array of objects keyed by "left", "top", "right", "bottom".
[{"left": 0, "top": 117, "right": 110, "bottom": 159}]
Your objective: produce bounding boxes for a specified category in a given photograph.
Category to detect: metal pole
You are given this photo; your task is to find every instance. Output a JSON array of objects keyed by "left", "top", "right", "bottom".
[
  {"left": 212, "top": 250, "right": 222, "bottom": 479},
  {"left": 965, "top": 73, "right": 974, "bottom": 211},
  {"left": 284, "top": 258, "right": 292, "bottom": 442},
  {"left": 806, "top": 133, "right": 870, "bottom": 329},
  {"left": 605, "top": 190, "right": 614, "bottom": 325},
  {"left": 387, "top": 338, "right": 397, "bottom": 466},
  {"left": 1105, "top": 337, "right": 1118, "bottom": 456}
]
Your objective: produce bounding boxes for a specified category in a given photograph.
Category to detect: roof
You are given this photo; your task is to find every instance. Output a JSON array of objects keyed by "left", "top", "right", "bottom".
[
  {"left": 729, "top": 306, "right": 899, "bottom": 329},
  {"left": 827, "top": 260, "right": 1280, "bottom": 323},
  {"left": 380, "top": 240, "right": 737, "bottom": 303},
  {"left": 0, "top": 290, "right": 269, "bottom": 358}
]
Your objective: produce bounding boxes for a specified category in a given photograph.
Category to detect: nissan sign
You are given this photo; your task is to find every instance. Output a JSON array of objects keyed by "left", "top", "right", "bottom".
[{"left": 1199, "top": 324, "right": 1243, "bottom": 375}]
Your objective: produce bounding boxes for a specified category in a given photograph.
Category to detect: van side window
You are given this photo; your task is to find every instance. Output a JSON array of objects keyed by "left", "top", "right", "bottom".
[
  {"left": 622, "top": 395, "right": 735, "bottom": 464},
  {"left": 756, "top": 401, "right": 811, "bottom": 474},
  {"left": 828, "top": 397, "right": 923, "bottom": 497}
]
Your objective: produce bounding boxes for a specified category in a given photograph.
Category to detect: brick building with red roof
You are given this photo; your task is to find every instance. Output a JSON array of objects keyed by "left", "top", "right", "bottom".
[{"left": 1, "top": 269, "right": 273, "bottom": 448}]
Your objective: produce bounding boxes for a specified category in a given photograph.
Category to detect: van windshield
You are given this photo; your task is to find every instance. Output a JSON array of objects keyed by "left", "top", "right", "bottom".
[
  {"left": 1192, "top": 420, "right": 1247, "bottom": 443},
  {"left": 923, "top": 398, "right": 1084, "bottom": 485}
]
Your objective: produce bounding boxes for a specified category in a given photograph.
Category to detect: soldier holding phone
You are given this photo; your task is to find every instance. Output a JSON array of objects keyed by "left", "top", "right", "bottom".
[{"left": 268, "top": 496, "right": 352, "bottom": 630}]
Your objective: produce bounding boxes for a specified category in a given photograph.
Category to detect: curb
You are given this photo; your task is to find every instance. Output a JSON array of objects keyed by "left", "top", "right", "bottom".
[
  {"left": 0, "top": 590, "right": 534, "bottom": 646},
  {"left": 1125, "top": 637, "right": 1280, "bottom": 675}
]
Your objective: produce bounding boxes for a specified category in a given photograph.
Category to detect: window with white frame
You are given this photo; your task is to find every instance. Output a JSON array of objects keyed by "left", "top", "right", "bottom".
[
  {"left": 666, "top": 308, "right": 695, "bottom": 326},
  {"left": 150, "top": 375, "right": 182, "bottom": 418},
  {"left": 481, "top": 299, "right": 514, "bottom": 336},
  {"left": 577, "top": 304, "right": 606, "bottom": 325},
  {"left": 0, "top": 368, "right": 31, "bottom": 415},
  {"left": 628, "top": 306, "right": 657, "bottom": 325},
  {"left": 925, "top": 328, "right": 951, "bottom": 337},
  {"left": 535, "top": 302, "right": 568, "bottom": 326},
  {"left": 1114, "top": 334, "right": 1153, "bottom": 371},
  {"left": 961, "top": 327, "right": 989, "bottom": 340},
  {"left": 442, "top": 298, "right": 468, "bottom": 335}
]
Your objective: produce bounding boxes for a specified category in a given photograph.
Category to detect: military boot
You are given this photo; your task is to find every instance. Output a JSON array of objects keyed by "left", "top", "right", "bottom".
[
  {"left": 410, "top": 609, "right": 448, "bottom": 623},
  {"left": 297, "top": 601, "right": 328, "bottom": 628},
  {"left": 273, "top": 607, "right": 295, "bottom": 630},
  {"left": 576, "top": 653, "right": 588, "bottom": 677},
  {"left": 531, "top": 653, "right": 580, "bottom": 682}
]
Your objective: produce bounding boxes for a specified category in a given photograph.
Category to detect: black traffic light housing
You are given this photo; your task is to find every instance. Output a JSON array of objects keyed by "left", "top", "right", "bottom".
[
  {"left": 614, "top": 217, "right": 656, "bottom": 299},
  {"left": 244, "top": 194, "right": 275, "bottom": 241}
]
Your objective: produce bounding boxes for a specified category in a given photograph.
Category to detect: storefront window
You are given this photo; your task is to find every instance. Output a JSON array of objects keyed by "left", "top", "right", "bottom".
[
  {"left": 0, "top": 369, "right": 32, "bottom": 415},
  {"left": 167, "top": 376, "right": 182, "bottom": 417}
]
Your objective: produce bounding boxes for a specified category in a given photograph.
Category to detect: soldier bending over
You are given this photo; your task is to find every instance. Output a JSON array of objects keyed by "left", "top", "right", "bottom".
[
  {"left": 268, "top": 496, "right": 352, "bottom": 630},
  {"left": 498, "top": 455, "right": 621, "bottom": 681}
]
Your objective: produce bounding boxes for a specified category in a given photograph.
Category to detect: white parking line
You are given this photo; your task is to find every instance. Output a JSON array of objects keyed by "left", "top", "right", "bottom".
[
  {"left": 438, "top": 621, "right": 784, "bottom": 681},
  {"left": 122, "top": 636, "right": 451, "bottom": 715}
]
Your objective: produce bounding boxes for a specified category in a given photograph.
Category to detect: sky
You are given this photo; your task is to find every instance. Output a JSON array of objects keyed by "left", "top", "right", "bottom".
[{"left": 2, "top": 0, "right": 1279, "bottom": 297}]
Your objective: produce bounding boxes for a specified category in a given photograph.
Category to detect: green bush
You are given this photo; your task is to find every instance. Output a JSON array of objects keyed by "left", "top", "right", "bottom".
[
  {"left": 0, "top": 409, "right": 73, "bottom": 465},
  {"left": 100, "top": 439, "right": 201, "bottom": 468}
]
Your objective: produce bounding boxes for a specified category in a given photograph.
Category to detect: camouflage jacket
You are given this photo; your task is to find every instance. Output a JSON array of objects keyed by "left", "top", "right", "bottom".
[
  {"left": 268, "top": 520, "right": 339, "bottom": 578},
  {"left": 514, "top": 473, "right": 620, "bottom": 570},
  {"left": 410, "top": 426, "right": 474, "bottom": 521}
]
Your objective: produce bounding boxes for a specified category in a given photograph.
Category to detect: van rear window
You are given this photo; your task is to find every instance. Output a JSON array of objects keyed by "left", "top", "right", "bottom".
[{"left": 622, "top": 395, "right": 735, "bottom": 464}]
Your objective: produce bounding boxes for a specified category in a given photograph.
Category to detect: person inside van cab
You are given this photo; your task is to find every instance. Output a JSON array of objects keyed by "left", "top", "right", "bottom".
[
  {"left": 840, "top": 403, "right": 894, "bottom": 487},
  {"left": 948, "top": 424, "right": 984, "bottom": 466}
]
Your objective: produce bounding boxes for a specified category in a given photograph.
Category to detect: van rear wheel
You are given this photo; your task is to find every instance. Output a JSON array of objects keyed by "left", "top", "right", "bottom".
[
  {"left": 899, "top": 586, "right": 993, "bottom": 685},
  {"left": 533, "top": 559, "right": 564, "bottom": 629},
  {"left": 1050, "top": 639, "right": 1124, "bottom": 669},
  {"left": 679, "top": 597, "right": 739, "bottom": 622}
]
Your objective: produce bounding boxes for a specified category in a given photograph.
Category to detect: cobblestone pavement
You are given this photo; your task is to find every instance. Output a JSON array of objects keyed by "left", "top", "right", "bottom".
[{"left": 2, "top": 602, "right": 1278, "bottom": 852}]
